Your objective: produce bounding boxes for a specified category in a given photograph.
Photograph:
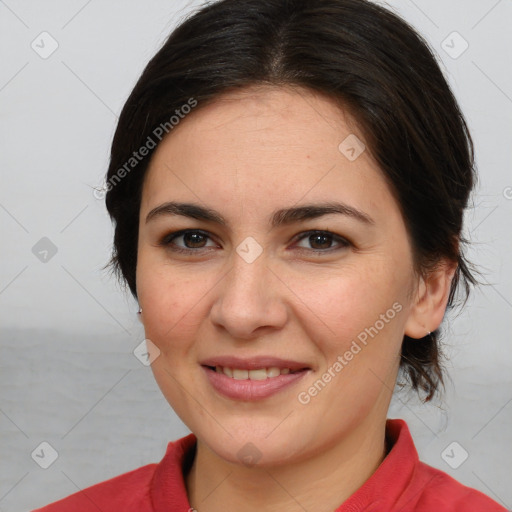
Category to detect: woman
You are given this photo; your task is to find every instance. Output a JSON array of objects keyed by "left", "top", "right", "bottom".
[{"left": 34, "top": 0, "right": 507, "bottom": 510}]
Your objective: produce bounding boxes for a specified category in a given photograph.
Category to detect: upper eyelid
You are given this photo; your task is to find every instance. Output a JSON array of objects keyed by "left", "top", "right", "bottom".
[
  {"left": 160, "top": 229, "right": 217, "bottom": 246},
  {"left": 294, "top": 230, "right": 349, "bottom": 243}
]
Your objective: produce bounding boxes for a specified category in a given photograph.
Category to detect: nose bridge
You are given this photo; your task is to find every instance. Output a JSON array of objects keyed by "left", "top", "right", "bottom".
[
  {"left": 211, "top": 242, "right": 287, "bottom": 337},
  {"left": 223, "top": 232, "right": 267, "bottom": 291},
  {"left": 225, "top": 245, "right": 268, "bottom": 303}
]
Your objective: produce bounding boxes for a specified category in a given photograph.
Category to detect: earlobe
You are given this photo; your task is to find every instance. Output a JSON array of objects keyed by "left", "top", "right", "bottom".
[{"left": 404, "top": 261, "right": 457, "bottom": 339}]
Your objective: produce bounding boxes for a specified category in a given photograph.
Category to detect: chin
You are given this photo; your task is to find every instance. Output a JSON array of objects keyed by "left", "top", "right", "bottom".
[{"left": 207, "top": 432, "right": 306, "bottom": 468}]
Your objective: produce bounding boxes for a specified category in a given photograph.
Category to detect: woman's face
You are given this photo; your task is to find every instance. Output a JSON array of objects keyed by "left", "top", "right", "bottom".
[{"left": 136, "top": 85, "right": 420, "bottom": 466}]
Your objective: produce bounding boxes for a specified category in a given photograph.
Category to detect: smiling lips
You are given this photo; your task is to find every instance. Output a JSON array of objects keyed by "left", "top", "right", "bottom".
[
  {"left": 201, "top": 356, "right": 311, "bottom": 400},
  {"left": 213, "top": 366, "right": 292, "bottom": 380}
]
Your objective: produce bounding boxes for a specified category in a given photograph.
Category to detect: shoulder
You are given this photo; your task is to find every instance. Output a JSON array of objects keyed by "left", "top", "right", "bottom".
[
  {"left": 412, "top": 460, "right": 507, "bottom": 512},
  {"left": 380, "top": 420, "right": 507, "bottom": 512},
  {"left": 31, "top": 433, "right": 197, "bottom": 512},
  {"left": 31, "top": 462, "right": 157, "bottom": 511}
]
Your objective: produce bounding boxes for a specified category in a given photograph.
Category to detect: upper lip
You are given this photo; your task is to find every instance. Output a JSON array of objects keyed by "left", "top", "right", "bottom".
[{"left": 200, "top": 356, "right": 310, "bottom": 371}]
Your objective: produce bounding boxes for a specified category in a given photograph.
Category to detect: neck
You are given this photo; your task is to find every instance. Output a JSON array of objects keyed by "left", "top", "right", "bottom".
[{"left": 185, "top": 414, "right": 388, "bottom": 512}]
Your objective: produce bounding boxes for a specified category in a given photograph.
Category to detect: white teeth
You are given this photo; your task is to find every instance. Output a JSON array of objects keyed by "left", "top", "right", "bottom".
[
  {"left": 266, "top": 367, "right": 280, "bottom": 378},
  {"left": 213, "top": 366, "right": 297, "bottom": 379},
  {"left": 233, "top": 369, "right": 249, "bottom": 380},
  {"left": 248, "top": 369, "right": 268, "bottom": 380}
]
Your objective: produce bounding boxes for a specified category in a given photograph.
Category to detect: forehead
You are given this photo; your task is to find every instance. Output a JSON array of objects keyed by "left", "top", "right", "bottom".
[
  {"left": 166, "top": 85, "right": 359, "bottom": 149},
  {"left": 141, "top": 85, "right": 397, "bottom": 224}
]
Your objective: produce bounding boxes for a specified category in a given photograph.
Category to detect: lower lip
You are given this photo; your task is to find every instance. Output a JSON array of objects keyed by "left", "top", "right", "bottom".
[{"left": 202, "top": 366, "right": 309, "bottom": 401}]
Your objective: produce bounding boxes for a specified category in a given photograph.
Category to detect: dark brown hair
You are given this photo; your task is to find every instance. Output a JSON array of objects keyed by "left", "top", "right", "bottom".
[{"left": 104, "top": 0, "right": 477, "bottom": 401}]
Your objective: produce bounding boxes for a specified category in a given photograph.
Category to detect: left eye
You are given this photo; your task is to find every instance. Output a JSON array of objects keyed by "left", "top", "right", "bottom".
[{"left": 294, "top": 230, "right": 350, "bottom": 252}]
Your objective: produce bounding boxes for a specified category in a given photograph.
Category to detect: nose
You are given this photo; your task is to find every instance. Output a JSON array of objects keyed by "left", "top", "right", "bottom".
[{"left": 209, "top": 252, "right": 288, "bottom": 340}]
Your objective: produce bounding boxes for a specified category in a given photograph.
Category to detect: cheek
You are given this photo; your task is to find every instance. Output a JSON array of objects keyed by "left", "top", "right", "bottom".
[
  {"left": 293, "top": 269, "right": 406, "bottom": 416},
  {"left": 136, "top": 254, "right": 212, "bottom": 353},
  {"left": 293, "top": 259, "right": 410, "bottom": 350}
]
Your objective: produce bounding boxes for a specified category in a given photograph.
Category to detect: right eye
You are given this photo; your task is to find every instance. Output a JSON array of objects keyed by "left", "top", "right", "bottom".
[{"left": 159, "top": 229, "right": 219, "bottom": 254}]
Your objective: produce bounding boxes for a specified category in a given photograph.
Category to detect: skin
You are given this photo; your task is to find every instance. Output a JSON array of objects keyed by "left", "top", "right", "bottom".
[{"left": 136, "top": 84, "right": 455, "bottom": 512}]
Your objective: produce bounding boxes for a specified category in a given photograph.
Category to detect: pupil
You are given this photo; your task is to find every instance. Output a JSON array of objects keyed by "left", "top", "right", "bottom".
[
  {"left": 310, "top": 234, "right": 331, "bottom": 249},
  {"left": 184, "top": 232, "right": 206, "bottom": 248}
]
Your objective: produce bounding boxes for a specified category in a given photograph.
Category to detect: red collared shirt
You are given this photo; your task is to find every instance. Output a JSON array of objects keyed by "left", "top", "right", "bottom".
[{"left": 33, "top": 419, "right": 507, "bottom": 511}]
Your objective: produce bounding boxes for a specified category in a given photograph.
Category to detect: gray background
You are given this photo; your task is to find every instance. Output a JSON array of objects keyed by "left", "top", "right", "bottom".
[{"left": 0, "top": 0, "right": 511, "bottom": 511}]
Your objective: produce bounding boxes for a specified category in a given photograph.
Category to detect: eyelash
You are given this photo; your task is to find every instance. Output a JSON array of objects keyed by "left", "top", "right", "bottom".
[{"left": 158, "top": 229, "right": 351, "bottom": 255}]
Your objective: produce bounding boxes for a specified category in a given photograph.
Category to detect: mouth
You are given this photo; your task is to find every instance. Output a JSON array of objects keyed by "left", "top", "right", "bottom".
[
  {"left": 204, "top": 365, "right": 303, "bottom": 380},
  {"left": 200, "top": 356, "right": 311, "bottom": 400}
]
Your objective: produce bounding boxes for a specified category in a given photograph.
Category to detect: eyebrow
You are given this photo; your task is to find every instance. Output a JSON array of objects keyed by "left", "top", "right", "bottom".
[{"left": 145, "top": 201, "right": 375, "bottom": 227}]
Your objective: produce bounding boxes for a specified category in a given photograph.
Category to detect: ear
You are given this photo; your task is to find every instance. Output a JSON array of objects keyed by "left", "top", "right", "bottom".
[{"left": 404, "top": 260, "right": 457, "bottom": 339}]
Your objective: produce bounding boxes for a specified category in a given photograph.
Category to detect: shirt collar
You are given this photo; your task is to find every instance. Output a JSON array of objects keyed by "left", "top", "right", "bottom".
[{"left": 150, "top": 418, "right": 418, "bottom": 511}]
